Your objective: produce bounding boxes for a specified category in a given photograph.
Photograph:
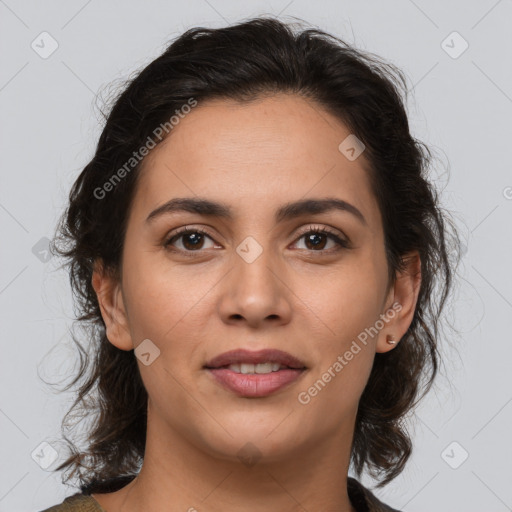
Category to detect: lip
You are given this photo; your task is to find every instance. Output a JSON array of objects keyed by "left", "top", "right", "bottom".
[
  {"left": 204, "top": 348, "right": 307, "bottom": 398},
  {"left": 204, "top": 348, "right": 306, "bottom": 369},
  {"left": 206, "top": 367, "right": 306, "bottom": 397}
]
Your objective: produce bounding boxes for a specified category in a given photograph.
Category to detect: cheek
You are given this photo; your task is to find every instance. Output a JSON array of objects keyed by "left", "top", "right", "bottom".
[
  {"left": 294, "top": 257, "right": 385, "bottom": 407},
  {"left": 120, "top": 259, "right": 211, "bottom": 416},
  {"left": 297, "top": 297, "right": 379, "bottom": 422},
  {"left": 298, "top": 257, "right": 386, "bottom": 345},
  {"left": 121, "top": 251, "right": 218, "bottom": 344},
  {"left": 295, "top": 351, "right": 374, "bottom": 436},
  {"left": 120, "top": 257, "right": 221, "bottom": 409}
]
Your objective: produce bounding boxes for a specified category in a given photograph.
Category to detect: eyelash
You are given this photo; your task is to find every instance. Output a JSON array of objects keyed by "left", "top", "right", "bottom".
[{"left": 163, "top": 225, "right": 350, "bottom": 256}]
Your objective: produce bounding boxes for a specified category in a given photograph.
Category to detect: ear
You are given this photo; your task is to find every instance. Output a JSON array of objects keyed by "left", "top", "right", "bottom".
[
  {"left": 376, "top": 250, "right": 421, "bottom": 354},
  {"left": 91, "top": 259, "right": 133, "bottom": 351}
]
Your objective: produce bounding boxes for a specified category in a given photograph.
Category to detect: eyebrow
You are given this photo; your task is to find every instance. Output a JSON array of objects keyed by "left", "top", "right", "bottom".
[{"left": 145, "top": 197, "right": 367, "bottom": 226}]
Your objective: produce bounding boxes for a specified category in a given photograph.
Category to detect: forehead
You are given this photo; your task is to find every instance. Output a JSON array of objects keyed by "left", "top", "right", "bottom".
[{"left": 131, "top": 93, "right": 379, "bottom": 228}]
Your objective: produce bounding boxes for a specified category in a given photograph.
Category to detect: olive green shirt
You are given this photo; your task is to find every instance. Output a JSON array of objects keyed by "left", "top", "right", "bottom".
[{"left": 40, "top": 477, "right": 402, "bottom": 511}]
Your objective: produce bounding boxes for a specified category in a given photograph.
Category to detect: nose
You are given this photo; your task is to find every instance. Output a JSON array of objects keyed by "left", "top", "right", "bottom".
[{"left": 217, "top": 248, "right": 292, "bottom": 329}]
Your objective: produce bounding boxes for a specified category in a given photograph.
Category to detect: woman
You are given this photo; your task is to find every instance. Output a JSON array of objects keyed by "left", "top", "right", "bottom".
[{"left": 43, "top": 16, "right": 459, "bottom": 512}]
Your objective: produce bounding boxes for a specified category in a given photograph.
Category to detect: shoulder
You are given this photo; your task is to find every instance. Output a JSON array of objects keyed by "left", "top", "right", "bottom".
[
  {"left": 347, "top": 477, "right": 403, "bottom": 512},
  {"left": 39, "top": 492, "right": 105, "bottom": 512},
  {"left": 39, "top": 476, "right": 135, "bottom": 512},
  {"left": 41, "top": 476, "right": 401, "bottom": 512}
]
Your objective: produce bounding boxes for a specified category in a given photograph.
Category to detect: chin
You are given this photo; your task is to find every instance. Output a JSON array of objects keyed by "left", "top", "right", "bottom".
[{"left": 193, "top": 417, "right": 307, "bottom": 463}]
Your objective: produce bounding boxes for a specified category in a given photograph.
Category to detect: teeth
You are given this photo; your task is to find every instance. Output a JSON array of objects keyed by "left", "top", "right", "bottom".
[{"left": 227, "top": 362, "right": 283, "bottom": 374}]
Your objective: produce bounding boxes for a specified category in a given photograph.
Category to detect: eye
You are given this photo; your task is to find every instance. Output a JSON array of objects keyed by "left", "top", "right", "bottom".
[
  {"left": 163, "top": 226, "right": 218, "bottom": 252},
  {"left": 163, "top": 225, "right": 350, "bottom": 255},
  {"left": 292, "top": 226, "right": 350, "bottom": 253}
]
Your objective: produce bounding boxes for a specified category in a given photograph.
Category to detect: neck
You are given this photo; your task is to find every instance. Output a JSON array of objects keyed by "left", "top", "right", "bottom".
[{"left": 93, "top": 404, "right": 358, "bottom": 512}]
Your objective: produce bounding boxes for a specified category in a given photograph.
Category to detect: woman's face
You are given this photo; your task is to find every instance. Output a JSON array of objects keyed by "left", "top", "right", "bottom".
[{"left": 95, "top": 93, "right": 417, "bottom": 464}]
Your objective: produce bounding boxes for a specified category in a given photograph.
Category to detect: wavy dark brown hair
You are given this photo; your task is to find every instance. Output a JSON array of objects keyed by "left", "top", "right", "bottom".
[{"left": 49, "top": 15, "right": 461, "bottom": 492}]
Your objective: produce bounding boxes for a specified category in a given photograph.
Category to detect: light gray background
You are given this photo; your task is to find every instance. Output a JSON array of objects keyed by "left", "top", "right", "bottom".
[{"left": 1, "top": 1, "right": 511, "bottom": 511}]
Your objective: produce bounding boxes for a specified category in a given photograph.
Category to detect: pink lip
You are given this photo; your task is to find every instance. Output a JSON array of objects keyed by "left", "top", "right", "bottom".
[
  {"left": 204, "top": 349, "right": 307, "bottom": 398},
  {"left": 204, "top": 348, "right": 306, "bottom": 369},
  {"left": 206, "top": 367, "right": 306, "bottom": 397}
]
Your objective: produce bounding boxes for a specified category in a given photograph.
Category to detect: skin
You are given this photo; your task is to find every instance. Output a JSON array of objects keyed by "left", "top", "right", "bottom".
[{"left": 91, "top": 93, "right": 421, "bottom": 512}]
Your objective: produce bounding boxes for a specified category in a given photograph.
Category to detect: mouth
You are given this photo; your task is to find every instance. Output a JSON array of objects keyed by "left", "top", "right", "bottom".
[
  {"left": 204, "top": 348, "right": 307, "bottom": 370},
  {"left": 204, "top": 348, "right": 307, "bottom": 397}
]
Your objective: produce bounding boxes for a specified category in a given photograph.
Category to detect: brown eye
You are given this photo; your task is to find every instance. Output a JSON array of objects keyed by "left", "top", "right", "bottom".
[
  {"left": 164, "top": 228, "right": 216, "bottom": 251},
  {"left": 293, "top": 227, "right": 350, "bottom": 252},
  {"left": 163, "top": 225, "right": 350, "bottom": 255}
]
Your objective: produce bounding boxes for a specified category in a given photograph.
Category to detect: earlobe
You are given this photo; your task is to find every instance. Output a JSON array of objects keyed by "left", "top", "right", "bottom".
[
  {"left": 376, "top": 251, "right": 421, "bottom": 354},
  {"left": 91, "top": 260, "right": 133, "bottom": 351}
]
